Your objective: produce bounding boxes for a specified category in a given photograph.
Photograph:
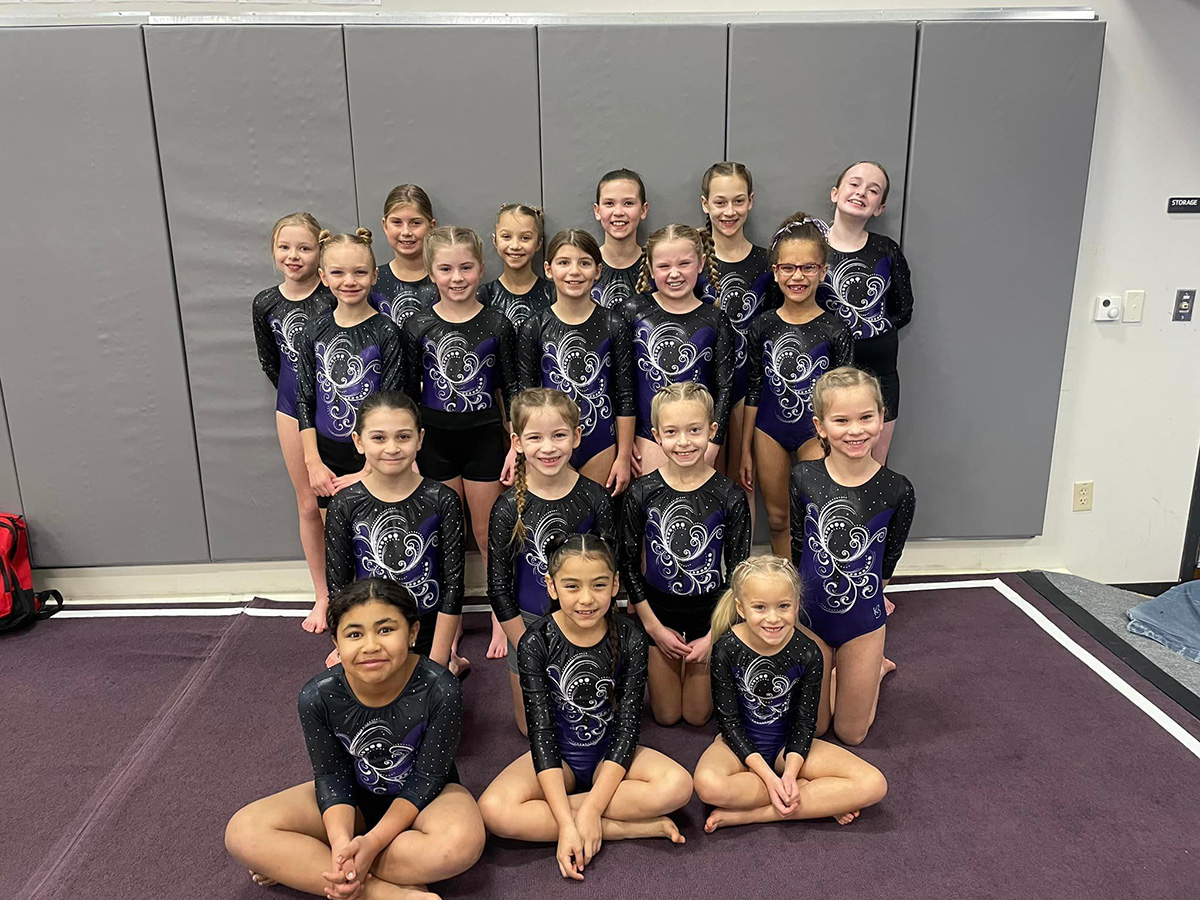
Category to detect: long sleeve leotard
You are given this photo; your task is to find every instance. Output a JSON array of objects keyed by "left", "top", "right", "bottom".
[
  {"left": 703, "top": 245, "right": 775, "bottom": 404},
  {"left": 619, "top": 470, "right": 750, "bottom": 618},
  {"left": 745, "top": 310, "right": 855, "bottom": 452},
  {"left": 324, "top": 479, "right": 465, "bottom": 616},
  {"left": 299, "top": 658, "right": 461, "bottom": 816},
  {"left": 789, "top": 460, "right": 916, "bottom": 647},
  {"left": 517, "top": 305, "right": 635, "bottom": 467},
  {"left": 372, "top": 266, "right": 439, "bottom": 330},
  {"left": 401, "top": 306, "right": 518, "bottom": 427},
  {"left": 710, "top": 628, "right": 824, "bottom": 765},
  {"left": 488, "top": 475, "right": 615, "bottom": 622},
  {"left": 479, "top": 276, "right": 555, "bottom": 330},
  {"left": 619, "top": 294, "right": 735, "bottom": 444},
  {"left": 592, "top": 255, "right": 643, "bottom": 310},
  {"left": 252, "top": 284, "right": 336, "bottom": 418},
  {"left": 296, "top": 312, "right": 404, "bottom": 444},
  {"left": 518, "top": 613, "right": 648, "bottom": 786}
]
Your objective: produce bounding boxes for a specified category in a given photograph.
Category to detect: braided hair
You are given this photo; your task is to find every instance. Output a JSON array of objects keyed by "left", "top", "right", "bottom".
[
  {"left": 635, "top": 223, "right": 720, "bottom": 295},
  {"left": 507, "top": 389, "right": 582, "bottom": 548},
  {"left": 545, "top": 532, "right": 622, "bottom": 676}
]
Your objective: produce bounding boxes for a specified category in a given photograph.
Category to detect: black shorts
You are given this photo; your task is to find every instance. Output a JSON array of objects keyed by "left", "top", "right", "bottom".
[
  {"left": 644, "top": 586, "right": 719, "bottom": 643},
  {"left": 316, "top": 432, "right": 365, "bottom": 509},
  {"left": 853, "top": 331, "right": 900, "bottom": 422},
  {"left": 417, "top": 409, "right": 508, "bottom": 482}
]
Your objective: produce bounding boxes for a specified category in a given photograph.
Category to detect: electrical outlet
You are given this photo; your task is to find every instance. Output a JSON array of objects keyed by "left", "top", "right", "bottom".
[
  {"left": 1093, "top": 295, "right": 1121, "bottom": 322},
  {"left": 1073, "top": 481, "right": 1094, "bottom": 512},
  {"left": 1123, "top": 290, "right": 1145, "bottom": 323},
  {"left": 1174, "top": 289, "right": 1195, "bottom": 322}
]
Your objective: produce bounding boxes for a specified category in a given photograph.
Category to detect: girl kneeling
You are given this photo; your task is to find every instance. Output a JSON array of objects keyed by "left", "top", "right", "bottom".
[
  {"left": 695, "top": 556, "right": 887, "bottom": 832},
  {"left": 225, "top": 578, "right": 484, "bottom": 899},
  {"left": 479, "top": 534, "right": 692, "bottom": 881}
]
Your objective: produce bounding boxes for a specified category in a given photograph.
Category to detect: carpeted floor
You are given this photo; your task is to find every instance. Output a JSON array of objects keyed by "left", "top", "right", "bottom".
[
  {"left": 1039, "top": 571, "right": 1200, "bottom": 700},
  {"left": 5, "top": 576, "right": 1200, "bottom": 900}
]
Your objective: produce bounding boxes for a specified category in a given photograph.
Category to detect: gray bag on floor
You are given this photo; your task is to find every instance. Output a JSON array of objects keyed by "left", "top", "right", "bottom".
[{"left": 1127, "top": 581, "right": 1200, "bottom": 664}]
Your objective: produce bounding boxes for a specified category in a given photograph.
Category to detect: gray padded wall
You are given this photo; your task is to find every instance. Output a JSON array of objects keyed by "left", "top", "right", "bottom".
[
  {"left": 726, "top": 23, "right": 916, "bottom": 246},
  {"left": 893, "top": 20, "right": 1104, "bottom": 537},
  {"left": 0, "top": 383, "right": 21, "bottom": 515},
  {"left": 344, "top": 26, "right": 542, "bottom": 274},
  {"left": 0, "top": 26, "right": 208, "bottom": 566},
  {"left": 145, "top": 25, "right": 359, "bottom": 561},
  {"left": 538, "top": 25, "right": 728, "bottom": 242}
]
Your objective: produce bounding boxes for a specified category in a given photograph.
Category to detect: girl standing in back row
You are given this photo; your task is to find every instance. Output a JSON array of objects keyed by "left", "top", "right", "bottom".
[
  {"left": 818, "top": 161, "right": 914, "bottom": 463},
  {"left": 252, "top": 212, "right": 335, "bottom": 639},
  {"left": 479, "top": 203, "right": 555, "bottom": 329},
  {"left": 374, "top": 184, "right": 440, "bottom": 328},
  {"left": 592, "top": 168, "right": 649, "bottom": 309}
]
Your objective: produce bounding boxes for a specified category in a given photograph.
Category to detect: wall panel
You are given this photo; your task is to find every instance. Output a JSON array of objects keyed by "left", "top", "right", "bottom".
[
  {"left": 0, "top": 25, "right": 208, "bottom": 567},
  {"left": 344, "top": 25, "right": 542, "bottom": 274},
  {"left": 726, "top": 22, "right": 916, "bottom": 246},
  {"left": 0, "top": 382, "right": 21, "bottom": 515},
  {"left": 538, "top": 24, "right": 728, "bottom": 244},
  {"left": 895, "top": 20, "right": 1104, "bottom": 537},
  {"left": 145, "top": 25, "right": 359, "bottom": 561}
]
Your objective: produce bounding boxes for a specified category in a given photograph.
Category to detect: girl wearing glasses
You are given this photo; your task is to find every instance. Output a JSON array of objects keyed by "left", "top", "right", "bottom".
[
  {"left": 817, "top": 161, "right": 914, "bottom": 465},
  {"left": 739, "top": 213, "right": 853, "bottom": 558}
]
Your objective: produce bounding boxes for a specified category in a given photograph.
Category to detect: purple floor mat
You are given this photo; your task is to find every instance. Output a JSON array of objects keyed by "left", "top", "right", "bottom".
[
  {"left": 15, "top": 579, "right": 1200, "bottom": 900},
  {"left": 1, "top": 615, "right": 234, "bottom": 892}
]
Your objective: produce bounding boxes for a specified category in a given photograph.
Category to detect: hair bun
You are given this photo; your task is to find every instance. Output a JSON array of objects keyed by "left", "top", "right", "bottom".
[
  {"left": 592, "top": 529, "right": 617, "bottom": 552},
  {"left": 318, "top": 228, "right": 333, "bottom": 245},
  {"left": 355, "top": 226, "right": 373, "bottom": 245},
  {"left": 542, "top": 532, "right": 572, "bottom": 559}
]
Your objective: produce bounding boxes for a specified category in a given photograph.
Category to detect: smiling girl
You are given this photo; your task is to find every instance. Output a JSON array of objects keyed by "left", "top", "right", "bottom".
[
  {"left": 592, "top": 169, "right": 649, "bottom": 309},
  {"left": 479, "top": 203, "right": 555, "bottom": 329},
  {"left": 374, "top": 184, "right": 439, "bottom": 328}
]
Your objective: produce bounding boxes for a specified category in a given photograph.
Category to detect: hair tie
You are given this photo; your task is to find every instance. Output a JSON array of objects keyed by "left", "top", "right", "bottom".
[{"left": 542, "top": 532, "right": 572, "bottom": 559}]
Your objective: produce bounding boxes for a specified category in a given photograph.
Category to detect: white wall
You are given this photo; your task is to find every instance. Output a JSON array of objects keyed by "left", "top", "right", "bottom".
[{"left": 8, "top": 1, "right": 1200, "bottom": 587}]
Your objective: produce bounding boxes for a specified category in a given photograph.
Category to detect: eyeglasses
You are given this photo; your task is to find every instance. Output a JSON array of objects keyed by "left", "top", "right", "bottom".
[{"left": 773, "top": 263, "right": 824, "bottom": 277}]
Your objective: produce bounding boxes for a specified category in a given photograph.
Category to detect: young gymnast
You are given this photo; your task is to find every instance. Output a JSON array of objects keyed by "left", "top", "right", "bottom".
[
  {"left": 695, "top": 555, "right": 888, "bottom": 832},
  {"left": 699, "top": 162, "right": 775, "bottom": 491},
  {"left": 224, "top": 578, "right": 485, "bottom": 900},
  {"left": 819, "top": 161, "right": 915, "bottom": 463},
  {"left": 402, "top": 225, "right": 517, "bottom": 659},
  {"left": 488, "top": 389, "right": 616, "bottom": 733},
  {"left": 252, "top": 212, "right": 337, "bottom": 637},
  {"left": 297, "top": 228, "right": 404, "bottom": 632},
  {"left": 620, "top": 384, "right": 750, "bottom": 726},
  {"left": 591, "top": 168, "right": 649, "bottom": 309},
  {"left": 623, "top": 224, "right": 734, "bottom": 476},
  {"left": 789, "top": 367, "right": 916, "bottom": 745},
  {"left": 325, "top": 392, "right": 465, "bottom": 673},
  {"left": 375, "top": 184, "right": 440, "bottom": 328},
  {"left": 478, "top": 203, "right": 555, "bottom": 329},
  {"left": 742, "top": 214, "right": 854, "bottom": 557},
  {"left": 478, "top": 534, "right": 692, "bottom": 881},
  {"left": 518, "top": 228, "right": 635, "bottom": 494}
]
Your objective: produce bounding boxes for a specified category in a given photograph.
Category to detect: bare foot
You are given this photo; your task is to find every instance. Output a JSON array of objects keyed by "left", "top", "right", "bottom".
[
  {"left": 362, "top": 875, "right": 440, "bottom": 900},
  {"left": 705, "top": 808, "right": 732, "bottom": 833},
  {"left": 881, "top": 657, "right": 897, "bottom": 679},
  {"left": 486, "top": 613, "right": 508, "bottom": 660},
  {"left": 248, "top": 869, "right": 277, "bottom": 886},
  {"left": 325, "top": 647, "right": 341, "bottom": 668},
  {"left": 302, "top": 599, "right": 328, "bottom": 634},
  {"left": 834, "top": 809, "right": 861, "bottom": 826},
  {"left": 606, "top": 815, "right": 686, "bottom": 843},
  {"left": 884, "top": 597, "right": 896, "bottom": 616}
]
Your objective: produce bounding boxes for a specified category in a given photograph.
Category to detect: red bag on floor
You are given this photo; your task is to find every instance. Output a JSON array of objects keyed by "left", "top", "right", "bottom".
[{"left": 1, "top": 513, "right": 62, "bottom": 632}]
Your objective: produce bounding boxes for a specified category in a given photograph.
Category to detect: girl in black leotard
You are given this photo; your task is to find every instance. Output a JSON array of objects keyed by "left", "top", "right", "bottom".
[
  {"left": 699, "top": 162, "right": 775, "bottom": 496},
  {"left": 296, "top": 228, "right": 404, "bottom": 633},
  {"left": 479, "top": 534, "right": 691, "bottom": 882},
  {"left": 693, "top": 556, "right": 887, "bottom": 833},
  {"left": 488, "top": 389, "right": 615, "bottom": 733},
  {"left": 374, "top": 184, "right": 439, "bottom": 329},
  {"left": 224, "top": 579, "right": 485, "bottom": 898},
  {"left": 252, "top": 212, "right": 336, "bottom": 643},
  {"left": 519, "top": 229, "right": 636, "bottom": 495},
  {"left": 402, "top": 225, "right": 518, "bottom": 661},
  {"left": 325, "top": 392, "right": 466, "bottom": 673},
  {"left": 479, "top": 204, "right": 554, "bottom": 329},
  {"left": 592, "top": 169, "right": 649, "bottom": 309},
  {"left": 623, "top": 223, "right": 734, "bottom": 478},
  {"left": 818, "top": 161, "right": 915, "bottom": 464},
  {"left": 741, "top": 213, "right": 854, "bottom": 558},
  {"left": 620, "top": 383, "right": 750, "bottom": 728}
]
